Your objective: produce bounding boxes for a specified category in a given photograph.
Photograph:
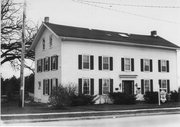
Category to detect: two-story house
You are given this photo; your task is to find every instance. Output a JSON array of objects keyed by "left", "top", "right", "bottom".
[{"left": 30, "top": 17, "right": 180, "bottom": 103}]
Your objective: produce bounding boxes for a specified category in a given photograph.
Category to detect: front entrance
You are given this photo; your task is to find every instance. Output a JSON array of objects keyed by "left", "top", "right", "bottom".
[{"left": 122, "top": 80, "right": 134, "bottom": 95}]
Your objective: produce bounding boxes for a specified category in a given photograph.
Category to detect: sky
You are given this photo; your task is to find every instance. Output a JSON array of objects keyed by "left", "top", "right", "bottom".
[{"left": 1, "top": 0, "right": 180, "bottom": 84}]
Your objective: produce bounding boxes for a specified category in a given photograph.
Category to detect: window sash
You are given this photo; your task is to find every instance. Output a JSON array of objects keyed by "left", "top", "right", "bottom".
[
  {"left": 102, "top": 79, "right": 110, "bottom": 94},
  {"left": 161, "top": 60, "right": 167, "bottom": 72},
  {"left": 144, "top": 59, "right": 150, "bottom": 71},
  {"left": 103, "top": 57, "right": 109, "bottom": 70},
  {"left": 124, "top": 58, "right": 131, "bottom": 71},
  {"left": 45, "top": 58, "right": 49, "bottom": 71},
  {"left": 49, "top": 35, "right": 52, "bottom": 48},
  {"left": 83, "top": 55, "right": 90, "bottom": 69},
  {"left": 144, "top": 80, "right": 150, "bottom": 93},
  {"left": 52, "top": 56, "right": 57, "bottom": 70},
  {"left": 42, "top": 39, "right": 45, "bottom": 50},
  {"left": 83, "top": 79, "right": 90, "bottom": 95}
]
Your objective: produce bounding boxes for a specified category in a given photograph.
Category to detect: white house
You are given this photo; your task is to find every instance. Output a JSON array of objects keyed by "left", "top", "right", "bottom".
[{"left": 30, "top": 17, "right": 180, "bottom": 103}]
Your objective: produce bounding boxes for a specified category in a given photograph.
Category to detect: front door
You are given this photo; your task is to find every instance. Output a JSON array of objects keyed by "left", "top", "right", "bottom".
[{"left": 122, "top": 80, "right": 134, "bottom": 95}]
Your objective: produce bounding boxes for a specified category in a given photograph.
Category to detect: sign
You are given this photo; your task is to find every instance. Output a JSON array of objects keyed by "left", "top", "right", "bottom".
[{"left": 160, "top": 90, "right": 167, "bottom": 103}]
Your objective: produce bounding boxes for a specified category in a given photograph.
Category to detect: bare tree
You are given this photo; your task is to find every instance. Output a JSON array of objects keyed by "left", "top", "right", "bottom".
[{"left": 1, "top": 0, "right": 37, "bottom": 73}]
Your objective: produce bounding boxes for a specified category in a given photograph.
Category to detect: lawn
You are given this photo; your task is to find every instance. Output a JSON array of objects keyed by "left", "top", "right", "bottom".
[{"left": 1, "top": 100, "right": 180, "bottom": 115}]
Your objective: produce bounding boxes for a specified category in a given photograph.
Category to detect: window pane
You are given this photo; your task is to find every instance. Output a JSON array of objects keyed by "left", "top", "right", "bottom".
[
  {"left": 161, "top": 60, "right": 167, "bottom": 72},
  {"left": 144, "top": 59, "right": 150, "bottom": 71},
  {"left": 83, "top": 55, "right": 89, "bottom": 69},
  {"left": 162, "top": 80, "right": 167, "bottom": 88},
  {"left": 144, "top": 80, "right": 150, "bottom": 92},
  {"left": 125, "top": 58, "right": 130, "bottom": 71},
  {"left": 103, "top": 57, "right": 109, "bottom": 70},
  {"left": 103, "top": 79, "right": 109, "bottom": 94},
  {"left": 83, "top": 79, "right": 89, "bottom": 94}
]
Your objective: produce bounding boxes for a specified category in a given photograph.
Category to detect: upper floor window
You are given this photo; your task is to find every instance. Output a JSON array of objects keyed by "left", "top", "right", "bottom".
[
  {"left": 158, "top": 60, "right": 169, "bottom": 72},
  {"left": 121, "top": 58, "right": 134, "bottom": 72},
  {"left": 99, "top": 56, "right": 113, "bottom": 71},
  {"left": 49, "top": 35, "right": 52, "bottom": 48},
  {"left": 37, "top": 59, "right": 43, "bottom": 72},
  {"left": 42, "top": 38, "right": 45, "bottom": 50},
  {"left": 159, "top": 79, "right": 170, "bottom": 93},
  {"left": 141, "top": 59, "right": 153, "bottom": 72},
  {"left": 78, "top": 54, "right": 94, "bottom": 70},
  {"left": 51, "top": 55, "right": 58, "bottom": 70},
  {"left": 44, "top": 57, "right": 50, "bottom": 71}
]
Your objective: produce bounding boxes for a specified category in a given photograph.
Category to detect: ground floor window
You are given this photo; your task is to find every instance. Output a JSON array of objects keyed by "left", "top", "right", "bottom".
[
  {"left": 144, "top": 80, "right": 150, "bottom": 93},
  {"left": 43, "top": 78, "right": 58, "bottom": 95},
  {"left": 102, "top": 79, "right": 110, "bottom": 94},
  {"left": 83, "top": 78, "right": 90, "bottom": 95},
  {"left": 43, "top": 79, "right": 49, "bottom": 95},
  {"left": 159, "top": 79, "right": 170, "bottom": 93}
]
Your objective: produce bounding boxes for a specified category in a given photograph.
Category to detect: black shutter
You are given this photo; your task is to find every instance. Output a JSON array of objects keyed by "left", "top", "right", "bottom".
[
  {"left": 41, "top": 59, "right": 43, "bottom": 72},
  {"left": 159, "top": 80, "right": 162, "bottom": 88},
  {"left": 167, "top": 80, "right": 170, "bottom": 93},
  {"left": 51, "top": 56, "right": 53, "bottom": 70},
  {"left": 121, "top": 58, "right": 124, "bottom": 71},
  {"left": 99, "top": 79, "right": 102, "bottom": 95},
  {"left": 51, "top": 79, "right": 53, "bottom": 94},
  {"left": 90, "top": 55, "right": 94, "bottom": 70},
  {"left": 158, "top": 60, "right": 161, "bottom": 72},
  {"left": 99, "top": 56, "right": 102, "bottom": 70},
  {"left": 48, "top": 57, "right": 50, "bottom": 71},
  {"left": 44, "top": 58, "right": 46, "bottom": 71},
  {"left": 56, "top": 56, "right": 58, "bottom": 70},
  {"left": 141, "top": 79, "right": 144, "bottom": 94},
  {"left": 90, "top": 78, "right": 94, "bottom": 95},
  {"left": 110, "top": 79, "right": 113, "bottom": 93},
  {"left": 55, "top": 78, "right": 58, "bottom": 89},
  {"left": 131, "top": 58, "right": 134, "bottom": 71},
  {"left": 47, "top": 79, "right": 50, "bottom": 95},
  {"left": 110, "top": 57, "right": 113, "bottom": 71},
  {"left": 43, "top": 80, "right": 45, "bottom": 95},
  {"left": 78, "top": 55, "right": 82, "bottom": 69},
  {"left": 150, "top": 79, "right": 153, "bottom": 92},
  {"left": 37, "top": 60, "right": 39, "bottom": 73},
  {"left": 141, "top": 59, "right": 144, "bottom": 72},
  {"left": 78, "top": 78, "right": 82, "bottom": 95},
  {"left": 150, "top": 59, "right": 153, "bottom": 72},
  {"left": 167, "top": 60, "right": 169, "bottom": 72}
]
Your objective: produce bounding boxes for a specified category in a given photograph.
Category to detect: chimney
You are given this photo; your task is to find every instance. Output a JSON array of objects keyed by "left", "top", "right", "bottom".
[
  {"left": 44, "top": 17, "right": 49, "bottom": 23},
  {"left": 151, "top": 30, "right": 157, "bottom": 37}
]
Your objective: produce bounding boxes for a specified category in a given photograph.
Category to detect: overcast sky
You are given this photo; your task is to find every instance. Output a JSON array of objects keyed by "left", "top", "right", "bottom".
[{"left": 1, "top": 0, "right": 180, "bottom": 81}]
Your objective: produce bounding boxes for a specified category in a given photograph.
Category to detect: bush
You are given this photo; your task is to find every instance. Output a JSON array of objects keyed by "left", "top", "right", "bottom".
[
  {"left": 170, "top": 91, "right": 180, "bottom": 102},
  {"left": 70, "top": 94, "right": 96, "bottom": 106},
  {"left": 109, "top": 92, "right": 136, "bottom": 105},
  {"left": 49, "top": 85, "right": 95, "bottom": 108},
  {"left": 144, "top": 92, "right": 158, "bottom": 104}
]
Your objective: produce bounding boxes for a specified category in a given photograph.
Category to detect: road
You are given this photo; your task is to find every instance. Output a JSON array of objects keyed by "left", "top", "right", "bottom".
[{"left": 2, "top": 114, "right": 180, "bottom": 127}]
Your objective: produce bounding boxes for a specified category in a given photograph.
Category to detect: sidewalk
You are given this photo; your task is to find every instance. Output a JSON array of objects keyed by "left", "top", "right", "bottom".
[{"left": 2, "top": 107, "right": 180, "bottom": 124}]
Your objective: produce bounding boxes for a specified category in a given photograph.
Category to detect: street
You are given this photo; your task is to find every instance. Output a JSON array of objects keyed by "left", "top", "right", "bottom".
[{"left": 2, "top": 113, "right": 180, "bottom": 127}]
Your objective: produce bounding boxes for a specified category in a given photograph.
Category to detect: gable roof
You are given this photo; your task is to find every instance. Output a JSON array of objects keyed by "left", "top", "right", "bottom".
[{"left": 30, "top": 22, "right": 180, "bottom": 50}]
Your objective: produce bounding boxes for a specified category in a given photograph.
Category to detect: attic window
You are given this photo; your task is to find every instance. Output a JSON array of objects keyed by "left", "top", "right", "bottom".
[
  {"left": 42, "top": 38, "right": 45, "bottom": 50},
  {"left": 118, "top": 33, "right": 129, "bottom": 38},
  {"left": 49, "top": 35, "right": 53, "bottom": 48}
]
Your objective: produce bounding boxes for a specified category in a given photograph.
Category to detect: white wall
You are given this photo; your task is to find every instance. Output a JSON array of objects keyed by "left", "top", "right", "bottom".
[
  {"left": 34, "top": 29, "right": 62, "bottom": 103},
  {"left": 61, "top": 40, "right": 178, "bottom": 95}
]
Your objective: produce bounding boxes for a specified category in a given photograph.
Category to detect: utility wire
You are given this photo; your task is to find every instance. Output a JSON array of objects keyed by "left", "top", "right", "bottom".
[
  {"left": 76, "top": 0, "right": 180, "bottom": 8},
  {"left": 73, "top": 0, "right": 180, "bottom": 24}
]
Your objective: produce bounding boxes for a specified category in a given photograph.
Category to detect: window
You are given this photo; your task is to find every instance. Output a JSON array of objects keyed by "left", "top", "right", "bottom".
[
  {"left": 83, "top": 78, "right": 90, "bottom": 95},
  {"left": 44, "top": 57, "right": 50, "bottom": 71},
  {"left": 42, "top": 38, "right": 45, "bottom": 50},
  {"left": 144, "top": 59, "right": 150, "bottom": 71},
  {"left": 124, "top": 58, "right": 131, "bottom": 71},
  {"left": 158, "top": 60, "right": 169, "bottom": 72},
  {"left": 43, "top": 79, "right": 49, "bottom": 95},
  {"left": 144, "top": 80, "right": 150, "bottom": 93},
  {"left": 141, "top": 59, "right": 152, "bottom": 72},
  {"left": 51, "top": 55, "right": 58, "bottom": 70},
  {"left": 37, "top": 59, "right": 42, "bottom": 72},
  {"left": 102, "top": 79, "right": 110, "bottom": 94},
  {"left": 103, "top": 57, "right": 109, "bottom": 70},
  {"left": 83, "top": 55, "right": 90, "bottom": 69},
  {"left": 38, "top": 81, "right": 41, "bottom": 90},
  {"left": 159, "top": 79, "right": 170, "bottom": 93},
  {"left": 49, "top": 35, "right": 52, "bottom": 48}
]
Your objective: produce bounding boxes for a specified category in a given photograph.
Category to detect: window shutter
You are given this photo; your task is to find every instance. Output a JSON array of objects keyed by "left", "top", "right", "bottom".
[
  {"left": 90, "top": 55, "right": 94, "bottom": 70},
  {"left": 56, "top": 56, "right": 58, "bottom": 70},
  {"left": 99, "top": 79, "right": 102, "bottom": 95},
  {"left": 37, "top": 60, "right": 39, "bottom": 73},
  {"left": 150, "top": 59, "right": 153, "bottom": 72},
  {"left": 122, "top": 82, "right": 124, "bottom": 93},
  {"left": 132, "top": 82, "right": 134, "bottom": 95},
  {"left": 51, "top": 56, "right": 53, "bottom": 70},
  {"left": 48, "top": 57, "right": 50, "bottom": 71},
  {"left": 150, "top": 79, "right": 153, "bottom": 92},
  {"left": 43, "top": 80, "right": 45, "bottom": 95},
  {"left": 78, "top": 55, "right": 82, "bottom": 69},
  {"left": 44, "top": 58, "right": 46, "bottom": 71},
  {"left": 110, "top": 57, "right": 113, "bottom": 71},
  {"left": 47, "top": 79, "right": 50, "bottom": 95},
  {"left": 167, "top": 60, "right": 169, "bottom": 72},
  {"left": 167, "top": 80, "right": 170, "bottom": 93},
  {"left": 78, "top": 78, "right": 82, "bottom": 95},
  {"left": 50, "top": 79, "right": 53, "bottom": 94},
  {"left": 110, "top": 79, "right": 113, "bottom": 93},
  {"left": 141, "top": 59, "right": 144, "bottom": 72},
  {"left": 141, "top": 79, "right": 144, "bottom": 94},
  {"left": 90, "top": 78, "right": 94, "bottom": 95},
  {"left": 55, "top": 78, "right": 58, "bottom": 89},
  {"left": 121, "top": 58, "right": 124, "bottom": 71},
  {"left": 99, "top": 56, "right": 102, "bottom": 70},
  {"left": 158, "top": 60, "right": 161, "bottom": 72},
  {"left": 131, "top": 58, "right": 134, "bottom": 71},
  {"left": 159, "top": 80, "right": 162, "bottom": 88}
]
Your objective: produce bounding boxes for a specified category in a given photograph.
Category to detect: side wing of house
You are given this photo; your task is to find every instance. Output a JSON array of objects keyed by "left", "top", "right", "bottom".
[{"left": 34, "top": 28, "right": 62, "bottom": 103}]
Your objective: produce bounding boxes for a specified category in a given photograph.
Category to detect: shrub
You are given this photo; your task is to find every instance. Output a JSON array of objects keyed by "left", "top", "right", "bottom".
[
  {"left": 170, "top": 91, "right": 180, "bottom": 102},
  {"left": 109, "top": 92, "right": 136, "bottom": 105},
  {"left": 70, "top": 94, "right": 96, "bottom": 106},
  {"left": 144, "top": 92, "right": 158, "bottom": 104}
]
